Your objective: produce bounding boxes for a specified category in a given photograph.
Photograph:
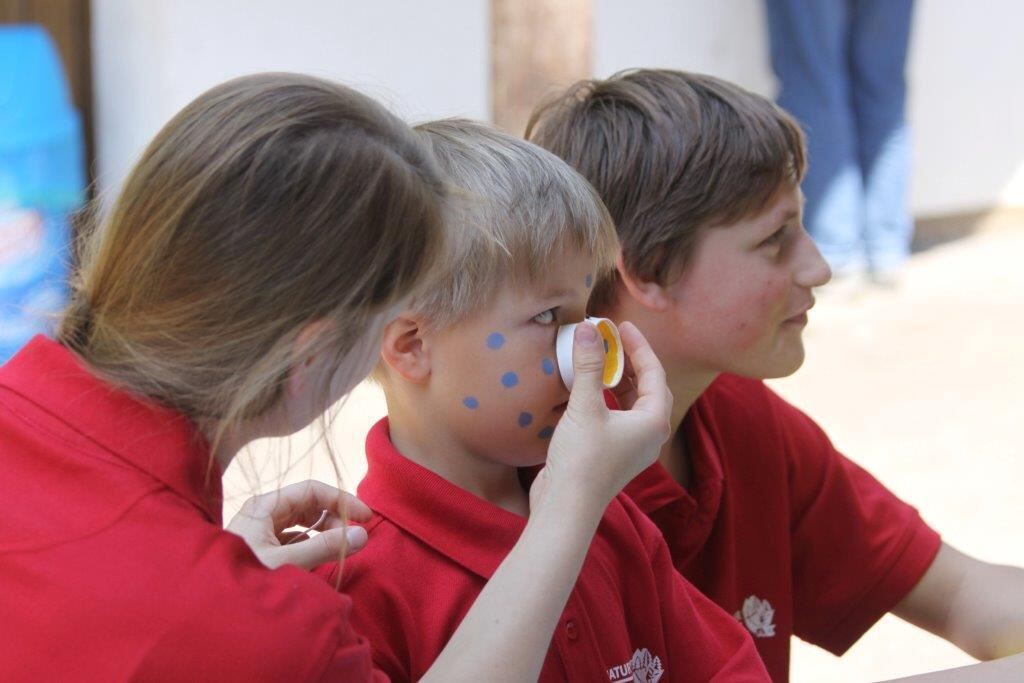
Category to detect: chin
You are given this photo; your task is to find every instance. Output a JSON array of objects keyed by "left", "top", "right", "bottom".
[
  {"left": 767, "top": 350, "right": 806, "bottom": 378},
  {"left": 736, "top": 348, "right": 806, "bottom": 380},
  {"left": 515, "top": 450, "right": 550, "bottom": 468},
  {"left": 488, "top": 445, "right": 549, "bottom": 468}
]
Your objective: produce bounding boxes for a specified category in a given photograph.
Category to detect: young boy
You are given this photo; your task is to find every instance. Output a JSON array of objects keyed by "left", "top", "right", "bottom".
[
  {"left": 526, "top": 69, "right": 1024, "bottom": 680},
  {"left": 319, "top": 119, "right": 770, "bottom": 681}
]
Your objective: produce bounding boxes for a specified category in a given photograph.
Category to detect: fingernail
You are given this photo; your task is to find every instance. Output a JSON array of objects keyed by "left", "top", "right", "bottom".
[
  {"left": 577, "top": 322, "right": 598, "bottom": 344},
  {"left": 346, "top": 526, "right": 368, "bottom": 548}
]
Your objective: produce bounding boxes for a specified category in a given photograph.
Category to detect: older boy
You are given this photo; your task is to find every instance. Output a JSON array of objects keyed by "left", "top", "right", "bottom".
[
  {"left": 527, "top": 69, "right": 1024, "bottom": 680},
  {"left": 319, "top": 119, "right": 768, "bottom": 681}
]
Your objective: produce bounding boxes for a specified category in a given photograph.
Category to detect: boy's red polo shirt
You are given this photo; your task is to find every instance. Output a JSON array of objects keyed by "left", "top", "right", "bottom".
[
  {"left": 0, "top": 337, "right": 383, "bottom": 682},
  {"left": 623, "top": 374, "right": 942, "bottom": 682},
  {"left": 320, "top": 418, "right": 770, "bottom": 682}
]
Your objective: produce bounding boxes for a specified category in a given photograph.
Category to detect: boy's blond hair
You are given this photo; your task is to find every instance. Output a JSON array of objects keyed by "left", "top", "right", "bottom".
[{"left": 410, "top": 118, "right": 619, "bottom": 328}]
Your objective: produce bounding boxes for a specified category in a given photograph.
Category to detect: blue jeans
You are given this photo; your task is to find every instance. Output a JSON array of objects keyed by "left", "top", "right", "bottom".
[{"left": 765, "top": 0, "right": 915, "bottom": 274}]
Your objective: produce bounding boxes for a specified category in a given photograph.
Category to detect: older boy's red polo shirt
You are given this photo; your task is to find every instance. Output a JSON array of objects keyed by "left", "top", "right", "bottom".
[
  {"left": 623, "top": 374, "right": 942, "bottom": 682},
  {"left": 0, "top": 337, "right": 383, "bottom": 682},
  {"left": 320, "top": 418, "right": 770, "bottom": 682}
]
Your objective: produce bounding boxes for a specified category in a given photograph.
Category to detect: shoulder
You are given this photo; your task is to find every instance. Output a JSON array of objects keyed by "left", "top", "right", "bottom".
[
  {"left": 335, "top": 512, "right": 469, "bottom": 630},
  {"left": 699, "top": 373, "right": 836, "bottom": 466},
  {"left": 607, "top": 492, "right": 675, "bottom": 557},
  {"left": 134, "top": 527, "right": 374, "bottom": 681}
]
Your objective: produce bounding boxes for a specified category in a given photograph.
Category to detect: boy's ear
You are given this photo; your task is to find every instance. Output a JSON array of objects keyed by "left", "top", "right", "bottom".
[
  {"left": 615, "top": 254, "right": 672, "bottom": 312},
  {"left": 380, "top": 315, "right": 431, "bottom": 383}
]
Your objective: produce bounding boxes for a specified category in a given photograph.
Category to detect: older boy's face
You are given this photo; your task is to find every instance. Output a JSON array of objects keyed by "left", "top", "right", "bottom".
[
  {"left": 661, "top": 184, "right": 831, "bottom": 379},
  {"left": 425, "top": 248, "right": 595, "bottom": 466}
]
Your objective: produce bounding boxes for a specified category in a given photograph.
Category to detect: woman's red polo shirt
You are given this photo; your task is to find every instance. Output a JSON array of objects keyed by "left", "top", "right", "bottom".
[{"left": 0, "top": 336, "right": 383, "bottom": 682}]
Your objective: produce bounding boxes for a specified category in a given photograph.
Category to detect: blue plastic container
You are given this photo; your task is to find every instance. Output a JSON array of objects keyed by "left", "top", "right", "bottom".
[{"left": 0, "top": 24, "right": 85, "bottom": 361}]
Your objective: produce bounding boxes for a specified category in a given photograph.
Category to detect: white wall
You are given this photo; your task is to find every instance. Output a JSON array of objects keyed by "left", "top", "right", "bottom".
[
  {"left": 92, "top": 0, "right": 490, "bottom": 195},
  {"left": 93, "top": 1, "right": 1024, "bottom": 216},
  {"left": 595, "top": 0, "right": 1024, "bottom": 217}
]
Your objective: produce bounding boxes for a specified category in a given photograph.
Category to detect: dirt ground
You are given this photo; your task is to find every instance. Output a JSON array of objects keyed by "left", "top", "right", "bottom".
[
  {"left": 224, "top": 221, "right": 1023, "bottom": 682},
  {"left": 774, "top": 220, "right": 1024, "bottom": 681}
]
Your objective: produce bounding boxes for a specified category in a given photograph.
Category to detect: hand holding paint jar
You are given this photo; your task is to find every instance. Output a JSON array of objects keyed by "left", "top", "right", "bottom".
[
  {"left": 531, "top": 320, "right": 673, "bottom": 512},
  {"left": 555, "top": 317, "right": 625, "bottom": 390}
]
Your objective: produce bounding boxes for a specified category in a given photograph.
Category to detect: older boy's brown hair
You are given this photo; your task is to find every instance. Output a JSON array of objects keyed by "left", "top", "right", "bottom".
[{"left": 526, "top": 69, "right": 806, "bottom": 310}]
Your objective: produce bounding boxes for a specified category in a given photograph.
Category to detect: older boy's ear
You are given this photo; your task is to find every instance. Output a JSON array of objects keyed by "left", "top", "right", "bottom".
[
  {"left": 380, "top": 315, "right": 431, "bottom": 383},
  {"left": 615, "top": 254, "right": 672, "bottom": 312}
]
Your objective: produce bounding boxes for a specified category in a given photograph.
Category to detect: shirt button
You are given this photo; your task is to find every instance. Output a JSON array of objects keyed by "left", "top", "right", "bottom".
[{"left": 565, "top": 619, "right": 579, "bottom": 641}]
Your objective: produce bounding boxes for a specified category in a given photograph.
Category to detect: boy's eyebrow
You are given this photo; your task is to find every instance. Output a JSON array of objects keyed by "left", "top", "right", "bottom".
[
  {"left": 528, "top": 286, "right": 574, "bottom": 305},
  {"left": 774, "top": 208, "right": 799, "bottom": 225}
]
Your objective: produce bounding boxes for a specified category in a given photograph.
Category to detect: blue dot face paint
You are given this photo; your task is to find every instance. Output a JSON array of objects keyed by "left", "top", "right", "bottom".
[
  {"left": 486, "top": 332, "right": 506, "bottom": 350},
  {"left": 541, "top": 357, "right": 555, "bottom": 376},
  {"left": 518, "top": 412, "right": 534, "bottom": 428},
  {"left": 501, "top": 371, "right": 519, "bottom": 388},
  {"left": 585, "top": 273, "right": 593, "bottom": 288},
  {"left": 537, "top": 426, "right": 554, "bottom": 440},
  {"left": 463, "top": 396, "right": 480, "bottom": 409}
]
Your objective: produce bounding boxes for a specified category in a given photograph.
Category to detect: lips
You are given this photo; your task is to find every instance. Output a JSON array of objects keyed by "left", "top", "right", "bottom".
[
  {"left": 784, "top": 312, "right": 808, "bottom": 326},
  {"left": 552, "top": 401, "right": 568, "bottom": 414},
  {"left": 784, "top": 298, "right": 815, "bottom": 324}
]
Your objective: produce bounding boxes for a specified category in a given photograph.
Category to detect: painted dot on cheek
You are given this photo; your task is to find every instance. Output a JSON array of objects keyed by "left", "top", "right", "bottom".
[
  {"left": 501, "top": 371, "right": 519, "bottom": 388},
  {"left": 585, "top": 273, "right": 593, "bottom": 288},
  {"left": 537, "top": 426, "right": 555, "bottom": 440},
  {"left": 518, "top": 412, "right": 533, "bottom": 427},
  {"left": 541, "top": 357, "right": 555, "bottom": 375},
  {"left": 463, "top": 396, "right": 479, "bottom": 409},
  {"left": 486, "top": 333, "right": 505, "bottom": 350}
]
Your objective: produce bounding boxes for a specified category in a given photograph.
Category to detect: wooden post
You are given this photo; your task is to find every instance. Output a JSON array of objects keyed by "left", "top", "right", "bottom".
[{"left": 491, "top": 0, "right": 592, "bottom": 135}]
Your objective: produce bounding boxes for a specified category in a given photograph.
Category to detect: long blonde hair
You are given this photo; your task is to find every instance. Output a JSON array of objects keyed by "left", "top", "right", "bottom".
[{"left": 60, "top": 73, "right": 446, "bottom": 458}]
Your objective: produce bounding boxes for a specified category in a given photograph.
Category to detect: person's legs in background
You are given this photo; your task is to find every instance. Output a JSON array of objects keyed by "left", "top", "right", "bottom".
[
  {"left": 849, "top": 0, "right": 915, "bottom": 284},
  {"left": 766, "top": 0, "right": 866, "bottom": 278}
]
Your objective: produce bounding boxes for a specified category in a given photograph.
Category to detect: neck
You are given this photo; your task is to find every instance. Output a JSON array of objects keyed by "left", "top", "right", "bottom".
[
  {"left": 604, "top": 297, "right": 718, "bottom": 487},
  {"left": 198, "top": 400, "right": 297, "bottom": 473},
  {"left": 657, "top": 362, "right": 718, "bottom": 488},
  {"left": 198, "top": 418, "right": 262, "bottom": 473},
  {"left": 385, "top": 391, "right": 531, "bottom": 517}
]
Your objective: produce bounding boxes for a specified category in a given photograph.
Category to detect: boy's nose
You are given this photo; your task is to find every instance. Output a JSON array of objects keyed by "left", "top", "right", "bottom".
[{"left": 793, "top": 231, "right": 832, "bottom": 288}]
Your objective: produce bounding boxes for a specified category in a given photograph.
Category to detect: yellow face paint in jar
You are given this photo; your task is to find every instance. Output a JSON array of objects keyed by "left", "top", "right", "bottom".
[{"left": 554, "top": 317, "right": 625, "bottom": 390}]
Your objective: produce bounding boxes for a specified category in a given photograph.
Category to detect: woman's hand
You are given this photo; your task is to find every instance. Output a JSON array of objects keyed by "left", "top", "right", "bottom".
[
  {"left": 532, "top": 320, "right": 672, "bottom": 513},
  {"left": 226, "top": 480, "right": 372, "bottom": 570}
]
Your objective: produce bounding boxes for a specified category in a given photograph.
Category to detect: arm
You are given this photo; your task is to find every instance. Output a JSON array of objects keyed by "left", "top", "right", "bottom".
[
  {"left": 423, "top": 321, "right": 671, "bottom": 682},
  {"left": 893, "top": 542, "right": 1024, "bottom": 661},
  {"left": 754, "top": 383, "right": 941, "bottom": 653}
]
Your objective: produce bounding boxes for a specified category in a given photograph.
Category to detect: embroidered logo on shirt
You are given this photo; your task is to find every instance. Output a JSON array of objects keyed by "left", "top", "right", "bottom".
[
  {"left": 607, "top": 648, "right": 664, "bottom": 682},
  {"left": 733, "top": 595, "right": 776, "bottom": 638}
]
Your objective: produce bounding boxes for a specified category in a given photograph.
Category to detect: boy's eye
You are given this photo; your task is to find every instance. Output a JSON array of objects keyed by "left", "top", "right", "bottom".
[
  {"left": 761, "top": 226, "right": 787, "bottom": 248},
  {"left": 532, "top": 308, "right": 557, "bottom": 325}
]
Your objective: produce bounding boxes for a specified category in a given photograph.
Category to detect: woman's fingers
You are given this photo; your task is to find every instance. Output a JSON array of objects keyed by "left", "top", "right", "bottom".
[
  {"left": 239, "top": 480, "right": 371, "bottom": 535},
  {"left": 616, "top": 322, "right": 670, "bottom": 421},
  {"left": 226, "top": 481, "right": 373, "bottom": 569},
  {"left": 565, "top": 322, "right": 611, "bottom": 417},
  {"left": 264, "top": 526, "right": 369, "bottom": 570},
  {"left": 540, "top": 320, "right": 673, "bottom": 511}
]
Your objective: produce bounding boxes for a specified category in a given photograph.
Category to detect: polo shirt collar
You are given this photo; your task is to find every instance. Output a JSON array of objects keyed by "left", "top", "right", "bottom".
[
  {"left": 624, "top": 393, "right": 725, "bottom": 563},
  {"left": 358, "top": 418, "right": 527, "bottom": 579},
  {"left": 0, "top": 336, "right": 222, "bottom": 523}
]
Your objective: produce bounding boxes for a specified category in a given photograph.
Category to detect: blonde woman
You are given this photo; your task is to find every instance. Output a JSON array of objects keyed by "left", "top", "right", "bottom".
[{"left": 0, "top": 74, "right": 671, "bottom": 681}]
